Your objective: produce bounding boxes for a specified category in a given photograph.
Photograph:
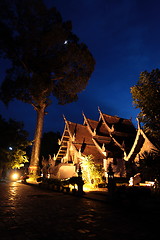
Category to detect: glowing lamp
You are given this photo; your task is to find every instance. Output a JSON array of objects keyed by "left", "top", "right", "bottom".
[{"left": 12, "top": 173, "right": 19, "bottom": 181}]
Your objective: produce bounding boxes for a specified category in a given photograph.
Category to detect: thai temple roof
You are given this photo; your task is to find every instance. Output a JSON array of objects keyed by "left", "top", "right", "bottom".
[
  {"left": 84, "top": 118, "right": 99, "bottom": 131},
  {"left": 67, "top": 121, "right": 93, "bottom": 144},
  {"left": 55, "top": 110, "right": 137, "bottom": 164}
]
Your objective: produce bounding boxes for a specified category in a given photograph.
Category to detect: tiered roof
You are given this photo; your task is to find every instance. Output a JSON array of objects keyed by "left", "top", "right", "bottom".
[
  {"left": 124, "top": 124, "right": 158, "bottom": 162},
  {"left": 103, "top": 113, "right": 134, "bottom": 131},
  {"left": 55, "top": 110, "right": 137, "bottom": 164},
  {"left": 84, "top": 118, "right": 98, "bottom": 132},
  {"left": 69, "top": 122, "right": 93, "bottom": 145}
]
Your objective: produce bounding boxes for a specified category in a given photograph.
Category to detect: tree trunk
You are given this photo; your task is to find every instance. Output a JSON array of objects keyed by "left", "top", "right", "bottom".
[{"left": 29, "top": 104, "right": 46, "bottom": 176}]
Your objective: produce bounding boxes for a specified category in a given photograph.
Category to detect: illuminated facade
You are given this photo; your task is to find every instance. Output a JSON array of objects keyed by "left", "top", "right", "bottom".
[
  {"left": 124, "top": 119, "right": 158, "bottom": 163},
  {"left": 55, "top": 109, "right": 138, "bottom": 178}
]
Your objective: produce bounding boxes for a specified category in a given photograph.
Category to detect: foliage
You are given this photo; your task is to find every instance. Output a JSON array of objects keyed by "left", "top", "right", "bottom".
[
  {"left": 0, "top": 115, "right": 30, "bottom": 168},
  {"left": 137, "top": 150, "right": 160, "bottom": 181},
  {"left": 5, "top": 148, "right": 28, "bottom": 169},
  {"left": 0, "top": 0, "right": 95, "bottom": 172},
  {"left": 80, "top": 155, "right": 102, "bottom": 188},
  {"left": 131, "top": 69, "right": 160, "bottom": 142},
  {"left": 0, "top": 0, "right": 95, "bottom": 106}
]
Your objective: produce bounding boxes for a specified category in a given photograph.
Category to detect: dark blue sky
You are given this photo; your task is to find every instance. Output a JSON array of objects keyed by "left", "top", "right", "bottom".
[{"left": 1, "top": 0, "right": 160, "bottom": 139}]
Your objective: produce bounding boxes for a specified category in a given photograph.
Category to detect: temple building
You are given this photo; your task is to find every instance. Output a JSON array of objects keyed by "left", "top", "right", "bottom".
[
  {"left": 55, "top": 108, "right": 145, "bottom": 179},
  {"left": 124, "top": 119, "right": 158, "bottom": 163}
]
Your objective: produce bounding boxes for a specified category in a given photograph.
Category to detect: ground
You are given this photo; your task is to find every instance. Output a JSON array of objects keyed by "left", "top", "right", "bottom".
[{"left": 0, "top": 181, "right": 159, "bottom": 240}]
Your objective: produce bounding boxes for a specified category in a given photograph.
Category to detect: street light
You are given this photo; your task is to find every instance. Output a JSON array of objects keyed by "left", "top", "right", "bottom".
[{"left": 11, "top": 172, "right": 19, "bottom": 181}]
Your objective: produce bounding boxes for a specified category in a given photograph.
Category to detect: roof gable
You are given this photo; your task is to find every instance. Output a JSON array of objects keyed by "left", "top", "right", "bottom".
[
  {"left": 85, "top": 118, "right": 99, "bottom": 131},
  {"left": 102, "top": 113, "right": 136, "bottom": 134},
  {"left": 67, "top": 121, "right": 93, "bottom": 144}
]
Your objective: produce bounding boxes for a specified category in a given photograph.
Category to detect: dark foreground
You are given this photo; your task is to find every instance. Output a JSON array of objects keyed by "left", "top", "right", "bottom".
[{"left": 0, "top": 181, "right": 159, "bottom": 240}]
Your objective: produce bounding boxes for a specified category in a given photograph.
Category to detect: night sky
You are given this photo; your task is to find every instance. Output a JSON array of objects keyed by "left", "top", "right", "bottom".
[{"left": 1, "top": 0, "right": 160, "bottom": 139}]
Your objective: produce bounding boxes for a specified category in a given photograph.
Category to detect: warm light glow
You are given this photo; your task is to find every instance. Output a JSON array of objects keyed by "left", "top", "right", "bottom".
[
  {"left": 29, "top": 166, "right": 37, "bottom": 169},
  {"left": 129, "top": 177, "right": 133, "bottom": 186},
  {"left": 83, "top": 183, "right": 104, "bottom": 192},
  {"left": 11, "top": 173, "right": 19, "bottom": 181},
  {"left": 139, "top": 181, "right": 155, "bottom": 187},
  {"left": 83, "top": 184, "right": 93, "bottom": 192},
  {"left": 69, "top": 184, "right": 78, "bottom": 191},
  {"left": 80, "top": 155, "right": 102, "bottom": 188}
]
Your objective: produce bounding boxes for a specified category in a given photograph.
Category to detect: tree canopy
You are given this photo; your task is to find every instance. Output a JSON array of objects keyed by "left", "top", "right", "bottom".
[
  {"left": 0, "top": 0, "right": 95, "bottom": 106},
  {"left": 131, "top": 69, "right": 160, "bottom": 142},
  {"left": 0, "top": 115, "right": 30, "bottom": 169},
  {"left": 0, "top": 0, "right": 95, "bottom": 174}
]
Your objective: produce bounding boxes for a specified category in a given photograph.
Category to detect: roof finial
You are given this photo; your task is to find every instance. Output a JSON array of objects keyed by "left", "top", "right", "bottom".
[
  {"left": 72, "top": 133, "right": 76, "bottom": 142},
  {"left": 111, "top": 124, "right": 115, "bottom": 132},
  {"left": 102, "top": 143, "right": 105, "bottom": 152},
  {"left": 82, "top": 111, "right": 85, "bottom": 117},
  {"left": 136, "top": 118, "right": 141, "bottom": 129},
  {"left": 93, "top": 128, "right": 96, "bottom": 136},
  {"left": 82, "top": 111, "right": 87, "bottom": 125},
  {"left": 58, "top": 139, "right": 61, "bottom": 145},
  {"left": 63, "top": 114, "right": 67, "bottom": 122},
  {"left": 98, "top": 106, "right": 103, "bottom": 121}
]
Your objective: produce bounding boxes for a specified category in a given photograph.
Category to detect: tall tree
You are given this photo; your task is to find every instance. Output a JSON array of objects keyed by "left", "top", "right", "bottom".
[
  {"left": 0, "top": 0, "right": 95, "bottom": 175},
  {"left": 131, "top": 69, "right": 160, "bottom": 143}
]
